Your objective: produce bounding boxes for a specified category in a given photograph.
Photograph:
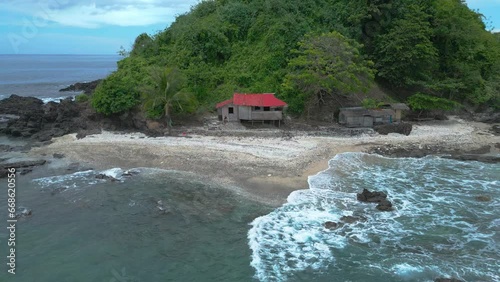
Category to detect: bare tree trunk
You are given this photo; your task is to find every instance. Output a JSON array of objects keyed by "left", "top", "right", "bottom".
[{"left": 165, "top": 104, "right": 172, "bottom": 135}]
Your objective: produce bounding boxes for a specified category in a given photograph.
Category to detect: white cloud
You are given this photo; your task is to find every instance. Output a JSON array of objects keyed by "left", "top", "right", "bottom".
[{"left": 1, "top": 0, "right": 200, "bottom": 28}]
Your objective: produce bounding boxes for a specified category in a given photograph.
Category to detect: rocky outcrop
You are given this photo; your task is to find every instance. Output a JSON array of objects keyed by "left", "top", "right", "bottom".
[
  {"left": 357, "top": 189, "right": 394, "bottom": 211},
  {"left": 59, "top": 79, "right": 102, "bottom": 94},
  {"left": 374, "top": 123, "right": 412, "bottom": 136},
  {"left": 357, "top": 189, "right": 388, "bottom": 203},
  {"left": 15, "top": 207, "right": 32, "bottom": 219},
  {"left": 324, "top": 221, "right": 339, "bottom": 230},
  {"left": 0, "top": 159, "right": 46, "bottom": 169},
  {"left": 434, "top": 278, "right": 464, "bottom": 282},
  {"left": 95, "top": 173, "right": 118, "bottom": 182},
  {"left": 0, "top": 94, "right": 170, "bottom": 141}
]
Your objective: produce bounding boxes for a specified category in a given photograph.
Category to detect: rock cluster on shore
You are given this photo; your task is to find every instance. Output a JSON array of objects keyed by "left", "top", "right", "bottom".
[
  {"left": 59, "top": 79, "right": 102, "bottom": 94},
  {"left": 0, "top": 94, "right": 168, "bottom": 142}
]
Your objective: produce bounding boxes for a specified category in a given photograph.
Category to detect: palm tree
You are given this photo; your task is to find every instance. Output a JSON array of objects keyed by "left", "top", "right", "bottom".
[{"left": 140, "top": 67, "right": 195, "bottom": 135}]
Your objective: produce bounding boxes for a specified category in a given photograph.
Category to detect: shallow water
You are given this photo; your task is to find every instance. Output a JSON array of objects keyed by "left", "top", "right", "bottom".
[
  {"left": 0, "top": 168, "right": 270, "bottom": 281},
  {"left": 0, "top": 152, "right": 498, "bottom": 281}
]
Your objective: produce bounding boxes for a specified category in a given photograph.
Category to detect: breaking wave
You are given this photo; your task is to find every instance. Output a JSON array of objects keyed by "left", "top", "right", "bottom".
[{"left": 248, "top": 153, "right": 499, "bottom": 282}]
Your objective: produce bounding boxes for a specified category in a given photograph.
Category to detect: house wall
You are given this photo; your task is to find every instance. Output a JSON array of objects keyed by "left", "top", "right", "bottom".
[
  {"left": 395, "top": 110, "right": 402, "bottom": 122},
  {"left": 219, "top": 105, "right": 285, "bottom": 122},
  {"left": 344, "top": 116, "right": 373, "bottom": 127},
  {"left": 221, "top": 104, "right": 239, "bottom": 122},
  {"left": 250, "top": 111, "right": 283, "bottom": 121},
  {"left": 238, "top": 106, "right": 252, "bottom": 120}
]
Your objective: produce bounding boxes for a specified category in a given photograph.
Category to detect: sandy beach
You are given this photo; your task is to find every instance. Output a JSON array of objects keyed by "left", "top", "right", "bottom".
[{"left": 31, "top": 116, "right": 500, "bottom": 206}]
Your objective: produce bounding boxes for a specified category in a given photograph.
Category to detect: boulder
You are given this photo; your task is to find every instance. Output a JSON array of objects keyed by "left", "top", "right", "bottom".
[
  {"left": 95, "top": 173, "right": 118, "bottom": 182},
  {"left": 475, "top": 195, "right": 491, "bottom": 202},
  {"left": 376, "top": 200, "right": 393, "bottom": 211},
  {"left": 357, "top": 189, "right": 394, "bottom": 212},
  {"left": 374, "top": 123, "right": 412, "bottom": 136},
  {"left": 324, "top": 221, "right": 339, "bottom": 230},
  {"left": 340, "top": 215, "right": 365, "bottom": 224},
  {"left": 357, "top": 189, "right": 388, "bottom": 203},
  {"left": 15, "top": 207, "right": 32, "bottom": 219}
]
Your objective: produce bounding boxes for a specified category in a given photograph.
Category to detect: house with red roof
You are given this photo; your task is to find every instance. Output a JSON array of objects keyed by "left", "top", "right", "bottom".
[{"left": 216, "top": 93, "right": 287, "bottom": 124}]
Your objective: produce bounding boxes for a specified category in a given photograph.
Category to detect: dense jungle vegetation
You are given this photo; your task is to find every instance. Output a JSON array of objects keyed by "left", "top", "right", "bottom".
[{"left": 91, "top": 0, "right": 500, "bottom": 119}]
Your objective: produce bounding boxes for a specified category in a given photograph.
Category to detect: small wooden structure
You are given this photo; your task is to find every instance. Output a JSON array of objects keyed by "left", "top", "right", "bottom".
[
  {"left": 338, "top": 103, "right": 409, "bottom": 128},
  {"left": 382, "top": 103, "right": 410, "bottom": 123},
  {"left": 216, "top": 93, "right": 287, "bottom": 125},
  {"left": 339, "top": 107, "right": 394, "bottom": 127}
]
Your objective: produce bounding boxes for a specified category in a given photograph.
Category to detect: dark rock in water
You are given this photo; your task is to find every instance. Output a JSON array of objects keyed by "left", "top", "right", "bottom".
[
  {"left": 123, "top": 169, "right": 140, "bottom": 177},
  {"left": 444, "top": 154, "right": 500, "bottom": 164},
  {"left": 435, "top": 278, "right": 464, "bottom": 282},
  {"left": 475, "top": 195, "right": 492, "bottom": 202},
  {"left": 156, "top": 200, "right": 170, "bottom": 214},
  {"left": 59, "top": 79, "right": 102, "bottom": 94},
  {"left": 374, "top": 123, "right": 412, "bottom": 136},
  {"left": 96, "top": 173, "right": 118, "bottom": 182},
  {"left": 53, "top": 153, "right": 65, "bottom": 159},
  {"left": 15, "top": 207, "right": 32, "bottom": 219},
  {"left": 20, "top": 168, "right": 33, "bottom": 175},
  {"left": 0, "top": 159, "right": 46, "bottom": 169},
  {"left": 324, "top": 221, "right": 339, "bottom": 230},
  {"left": 0, "top": 168, "right": 7, "bottom": 178},
  {"left": 340, "top": 215, "right": 365, "bottom": 224},
  {"left": 358, "top": 189, "right": 394, "bottom": 211},
  {"left": 376, "top": 200, "right": 393, "bottom": 211},
  {"left": 51, "top": 187, "right": 67, "bottom": 196},
  {"left": 76, "top": 128, "right": 102, "bottom": 139},
  {"left": 357, "top": 189, "right": 388, "bottom": 203}
]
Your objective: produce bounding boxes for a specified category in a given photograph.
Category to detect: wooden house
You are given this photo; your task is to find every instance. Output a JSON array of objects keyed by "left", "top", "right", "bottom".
[{"left": 216, "top": 93, "right": 287, "bottom": 124}]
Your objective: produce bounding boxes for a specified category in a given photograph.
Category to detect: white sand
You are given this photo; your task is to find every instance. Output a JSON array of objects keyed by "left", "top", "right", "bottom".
[{"left": 31, "top": 117, "right": 499, "bottom": 206}]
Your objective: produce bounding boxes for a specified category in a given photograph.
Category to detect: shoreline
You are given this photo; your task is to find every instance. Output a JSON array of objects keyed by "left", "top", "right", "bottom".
[{"left": 27, "top": 116, "right": 499, "bottom": 207}]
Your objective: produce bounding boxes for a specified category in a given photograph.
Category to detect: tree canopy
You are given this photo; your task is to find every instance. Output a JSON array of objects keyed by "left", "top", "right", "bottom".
[{"left": 91, "top": 0, "right": 500, "bottom": 118}]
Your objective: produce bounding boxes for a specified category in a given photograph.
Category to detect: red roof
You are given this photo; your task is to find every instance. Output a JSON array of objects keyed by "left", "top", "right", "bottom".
[{"left": 216, "top": 93, "right": 287, "bottom": 108}]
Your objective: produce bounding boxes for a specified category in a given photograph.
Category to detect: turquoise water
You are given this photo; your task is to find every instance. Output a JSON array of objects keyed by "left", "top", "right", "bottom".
[
  {"left": 0, "top": 153, "right": 498, "bottom": 281},
  {"left": 0, "top": 168, "right": 270, "bottom": 281}
]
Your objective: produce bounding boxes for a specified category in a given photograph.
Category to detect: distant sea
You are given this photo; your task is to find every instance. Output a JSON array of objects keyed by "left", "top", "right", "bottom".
[{"left": 0, "top": 54, "right": 120, "bottom": 102}]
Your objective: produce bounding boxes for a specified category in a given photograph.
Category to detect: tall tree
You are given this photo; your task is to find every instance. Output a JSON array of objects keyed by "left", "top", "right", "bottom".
[
  {"left": 373, "top": 3, "right": 438, "bottom": 87},
  {"left": 140, "top": 67, "right": 196, "bottom": 134},
  {"left": 282, "top": 31, "right": 376, "bottom": 115}
]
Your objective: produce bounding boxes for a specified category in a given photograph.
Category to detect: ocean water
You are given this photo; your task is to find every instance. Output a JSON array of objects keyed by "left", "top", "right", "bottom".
[
  {"left": 0, "top": 54, "right": 119, "bottom": 102},
  {"left": 249, "top": 153, "right": 499, "bottom": 282},
  {"left": 0, "top": 152, "right": 498, "bottom": 281}
]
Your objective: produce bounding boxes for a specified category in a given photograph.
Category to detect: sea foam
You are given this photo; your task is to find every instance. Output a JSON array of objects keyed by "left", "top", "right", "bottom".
[{"left": 248, "top": 153, "right": 500, "bottom": 281}]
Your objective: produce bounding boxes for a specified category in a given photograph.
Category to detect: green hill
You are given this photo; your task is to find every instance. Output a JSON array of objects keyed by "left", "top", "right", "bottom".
[{"left": 92, "top": 0, "right": 500, "bottom": 119}]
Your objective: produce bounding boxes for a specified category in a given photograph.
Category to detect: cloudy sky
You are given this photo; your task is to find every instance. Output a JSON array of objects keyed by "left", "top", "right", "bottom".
[{"left": 0, "top": 0, "right": 498, "bottom": 54}]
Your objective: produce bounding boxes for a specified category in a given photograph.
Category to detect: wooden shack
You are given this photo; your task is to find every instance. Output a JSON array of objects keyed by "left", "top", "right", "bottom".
[
  {"left": 383, "top": 103, "right": 410, "bottom": 122},
  {"left": 216, "top": 93, "right": 287, "bottom": 123},
  {"left": 339, "top": 107, "right": 395, "bottom": 127}
]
